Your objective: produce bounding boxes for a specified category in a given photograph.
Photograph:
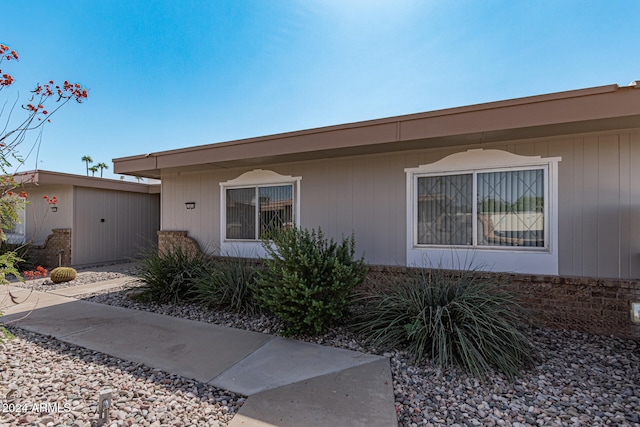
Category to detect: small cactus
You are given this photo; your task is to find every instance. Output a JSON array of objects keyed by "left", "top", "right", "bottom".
[{"left": 50, "top": 267, "right": 77, "bottom": 284}]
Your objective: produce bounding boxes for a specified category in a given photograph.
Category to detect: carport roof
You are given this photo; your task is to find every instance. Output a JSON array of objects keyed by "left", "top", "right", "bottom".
[
  {"left": 113, "top": 81, "right": 640, "bottom": 180},
  {"left": 11, "top": 170, "right": 160, "bottom": 194}
]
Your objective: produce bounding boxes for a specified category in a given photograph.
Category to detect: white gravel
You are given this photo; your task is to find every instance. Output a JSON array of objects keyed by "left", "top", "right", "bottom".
[
  {"left": 0, "top": 329, "right": 243, "bottom": 427},
  {"left": 4, "top": 262, "right": 640, "bottom": 426}
]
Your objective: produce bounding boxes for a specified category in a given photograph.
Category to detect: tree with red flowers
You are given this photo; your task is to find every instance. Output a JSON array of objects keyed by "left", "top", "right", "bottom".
[
  {"left": 1, "top": 43, "right": 88, "bottom": 174},
  {"left": 0, "top": 42, "right": 88, "bottom": 286}
]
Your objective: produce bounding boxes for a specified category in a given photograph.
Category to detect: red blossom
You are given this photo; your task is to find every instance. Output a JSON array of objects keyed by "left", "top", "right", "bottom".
[
  {"left": 22, "top": 266, "right": 49, "bottom": 280},
  {"left": 43, "top": 195, "right": 58, "bottom": 205},
  {"left": 2, "top": 42, "right": 89, "bottom": 147},
  {"left": 23, "top": 79, "right": 89, "bottom": 118},
  {"left": 0, "top": 72, "right": 13, "bottom": 86}
]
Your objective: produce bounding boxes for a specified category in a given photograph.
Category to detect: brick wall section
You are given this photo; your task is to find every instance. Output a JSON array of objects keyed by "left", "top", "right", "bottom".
[
  {"left": 508, "top": 275, "right": 640, "bottom": 340},
  {"left": 365, "top": 265, "right": 640, "bottom": 341},
  {"left": 157, "top": 230, "right": 203, "bottom": 257},
  {"left": 30, "top": 228, "right": 72, "bottom": 268},
  {"left": 157, "top": 230, "right": 640, "bottom": 341}
]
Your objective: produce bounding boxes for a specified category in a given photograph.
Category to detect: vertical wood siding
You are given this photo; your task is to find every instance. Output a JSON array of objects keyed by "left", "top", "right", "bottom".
[
  {"left": 501, "top": 130, "right": 640, "bottom": 278},
  {"left": 161, "top": 128, "right": 640, "bottom": 279},
  {"left": 161, "top": 172, "right": 222, "bottom": 252},
  {"left": 73, "top": 187, "right": 159, "bottom": 265}
]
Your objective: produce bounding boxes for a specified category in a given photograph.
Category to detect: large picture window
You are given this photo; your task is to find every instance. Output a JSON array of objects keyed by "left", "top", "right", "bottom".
[
  {"left": 416, "top": 168, "right": 546, "bottom": 248},
  {"left": 405, "top": 149, "right": 561, "bottom": 275}
]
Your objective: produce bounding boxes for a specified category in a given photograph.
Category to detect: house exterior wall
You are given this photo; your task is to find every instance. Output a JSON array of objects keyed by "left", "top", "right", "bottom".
[
  {"left": 23, "top": 185, "right": 74, "bottom": 245},
  {"left": 160, "top": 128, "right": 640, "bottom": 280},
  {"left": 161, "top": 172, "right": 221, "bottom": 252},
  {"left": 160, "top": 158, "right": 407, "bottom": 264},
  {"left": 73, "top": 187, "right": 160, "bottom": 265}
]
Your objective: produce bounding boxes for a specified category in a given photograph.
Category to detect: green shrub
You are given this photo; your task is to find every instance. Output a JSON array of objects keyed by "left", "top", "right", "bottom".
[
  {"left": 134, "top": 243, "right": 214, "bottom": 304},
  {"left": 190, "top": 256, "right": 261, "bottom": 315},
  {"left": 0, "top": 249, "right": 23, "bottom": 285},
  {"left": 252, "top": 227, "right": 367, "bottom": 336},
  {"left": 352, "top": 267, "right": 533, "bottom": 379},
  {"left": 0, "top": 241, "right": 32, "bottom": 272}
]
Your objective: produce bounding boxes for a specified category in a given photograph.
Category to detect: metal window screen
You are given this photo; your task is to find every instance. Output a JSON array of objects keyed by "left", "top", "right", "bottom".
[
  {"left": 258, "top": 185, "right": 293, "bottom": 237},
  {"left": 226, "top": 188, "right": 256, "bottom": 239},
  {"left": 226, "top": 185, "right": 293, "bottom": 240},
  {"left": 417, "top": 174, "right": 473, "bottom": 245},
  {"left": 477, "top": 169, "right": 544, "bottom": 247}
]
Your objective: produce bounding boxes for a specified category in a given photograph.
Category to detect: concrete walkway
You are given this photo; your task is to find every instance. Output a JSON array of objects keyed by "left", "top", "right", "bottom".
[{"left": 1, "top": 279, "right": 397, "bottom": 426}]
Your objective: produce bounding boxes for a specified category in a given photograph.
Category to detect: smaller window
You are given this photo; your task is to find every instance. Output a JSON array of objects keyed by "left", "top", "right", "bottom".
[
  {"left": 226, "top": 184, "right": 294, "bottom": 240},
  {"left": 221, "top": 169, "right": 301, "bottom": 243}
]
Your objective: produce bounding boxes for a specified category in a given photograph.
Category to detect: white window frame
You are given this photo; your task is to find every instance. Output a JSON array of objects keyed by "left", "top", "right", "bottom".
[
  {"left": 220, "top": 169, "right": 301, "bottom": 258},
  {"left": 405, "top": 149, "right": 561, "bottom": 275}
]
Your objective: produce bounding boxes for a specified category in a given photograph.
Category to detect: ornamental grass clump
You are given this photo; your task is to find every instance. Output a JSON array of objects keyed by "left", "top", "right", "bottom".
[
  {"left": 134, "top": 243, "right": 214, "bottom": 304},
  {"left": 253, "top": 227, "right": 367, "bottom": 336},
  {"left": 190, "top": 255, "right": 261, "bottom": 315},
  {"left": 352, "top": 267, "right": 534, "bottom": 379}
]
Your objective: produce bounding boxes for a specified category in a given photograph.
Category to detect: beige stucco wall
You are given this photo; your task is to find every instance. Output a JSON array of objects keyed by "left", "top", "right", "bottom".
[{"left": 160, "top": 128, "right": 640, "bottom": 279}]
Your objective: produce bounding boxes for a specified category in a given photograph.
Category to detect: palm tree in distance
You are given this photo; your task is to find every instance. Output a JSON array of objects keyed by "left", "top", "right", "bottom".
[
  {"left": 97, "top": 162, "right": 109, "bottom": 178},
  {"left": 81, "top": 155, "right": 93, "bottom": 176},
  {"left": 89, "top": 165, "right": 99, "bottom": 177}
]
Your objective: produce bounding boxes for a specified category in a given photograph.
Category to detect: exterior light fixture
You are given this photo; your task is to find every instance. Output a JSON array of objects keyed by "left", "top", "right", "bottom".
[
  {"left": 51, "top": 206, "right": 58, "bottom": 212},
  {"left": 185, "top": 202, "right": 196, "bottom": 210}
]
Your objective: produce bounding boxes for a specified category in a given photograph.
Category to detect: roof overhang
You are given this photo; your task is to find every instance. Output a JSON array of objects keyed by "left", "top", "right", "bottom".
[
  {"left": 114, "top": 82, "right": 640, "bottom": 179},
  {"left": 10, "top": 170, "right": 160, "bottom": 194}
]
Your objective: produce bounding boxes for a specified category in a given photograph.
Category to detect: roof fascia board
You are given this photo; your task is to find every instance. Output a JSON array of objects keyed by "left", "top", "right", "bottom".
[
  {"left": 9, "top": 170, "right": 157, "bottom": 194},
  {"left": 113, "top": 83, "right": 639, "bottom": 176}
]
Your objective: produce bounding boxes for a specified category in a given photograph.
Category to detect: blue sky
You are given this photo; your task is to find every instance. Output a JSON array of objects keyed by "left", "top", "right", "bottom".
[{"left": 3, "top": 1, "right": 639, "bottom": 179}]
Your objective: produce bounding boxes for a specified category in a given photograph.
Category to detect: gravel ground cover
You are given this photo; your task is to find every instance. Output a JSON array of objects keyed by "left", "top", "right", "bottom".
[
  {"left": 9, "top": 263, "right": 139, "bottom": 292},
  {"left": 4, "top": 263, "right": 640, "bottom": 426},
  {"left": 0, "top": 329, "right": 243, "bottom": 427},
  {"left": 3, "top": 263, "right": 243, "bottom": 427}
]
